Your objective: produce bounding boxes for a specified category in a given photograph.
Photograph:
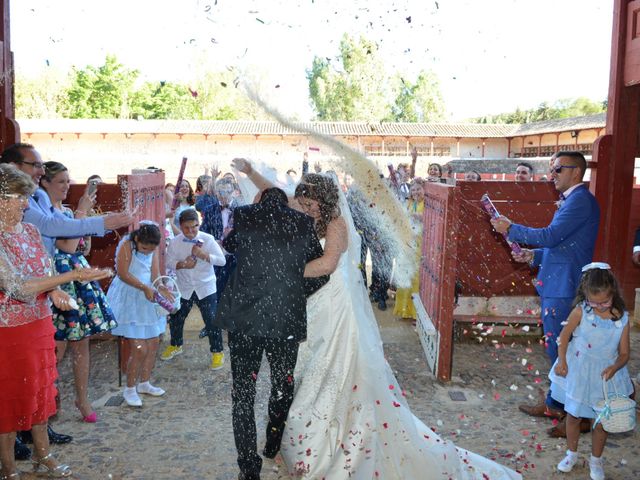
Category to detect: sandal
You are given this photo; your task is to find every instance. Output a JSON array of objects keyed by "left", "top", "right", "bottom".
[{"left": 31, "top": 453, "right": 72, "bottom": 478}]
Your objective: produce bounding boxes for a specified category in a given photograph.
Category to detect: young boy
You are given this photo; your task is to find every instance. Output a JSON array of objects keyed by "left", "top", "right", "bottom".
[{"left": 163, "top": 209, "right": 227, "bottom": 369}]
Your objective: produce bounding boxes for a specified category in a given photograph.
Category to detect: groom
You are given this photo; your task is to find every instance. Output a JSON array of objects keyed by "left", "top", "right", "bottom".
[{"left": 213, "top": 187, "right": 327, "bottom": 480}]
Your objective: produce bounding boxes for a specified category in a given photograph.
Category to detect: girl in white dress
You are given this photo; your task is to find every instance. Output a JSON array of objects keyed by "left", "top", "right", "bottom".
[{"left": 549, "top": 263, "right": 633, "bottom": 480}]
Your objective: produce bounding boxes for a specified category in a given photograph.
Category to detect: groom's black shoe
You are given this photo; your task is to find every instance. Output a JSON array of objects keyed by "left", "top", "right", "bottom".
[
  {"left": 20, "top": 425, "right": 72, "bottom": 445},
  {"left": 262, "top": 441, "right": 280, "bottom": 460},
  {"left": 14, "top": 437, "right": 31, "bottom": 460},
  {"left": 263, "top": 424, "right": 284, "bottom": 459},
  {"left": 238, "top": 473, "right": 260, "bottom": 480}
]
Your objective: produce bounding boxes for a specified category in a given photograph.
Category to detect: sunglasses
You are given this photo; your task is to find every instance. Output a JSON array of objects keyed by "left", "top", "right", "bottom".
[
  {"left": 586, "top": 299, "right": 613, "bottom": 309},
  {"left": 550, "top": 165, "right": 578, "bottom": 174}
]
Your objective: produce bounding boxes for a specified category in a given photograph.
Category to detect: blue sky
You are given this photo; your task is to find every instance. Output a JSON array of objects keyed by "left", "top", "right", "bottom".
[{"left": 11, "top": 0, "right": 613, "bottom": 120}]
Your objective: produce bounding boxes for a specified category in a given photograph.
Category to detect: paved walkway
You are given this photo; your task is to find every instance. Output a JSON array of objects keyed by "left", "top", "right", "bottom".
[{"left": 16, "top": 305, "right": 640, "bottom": 479}]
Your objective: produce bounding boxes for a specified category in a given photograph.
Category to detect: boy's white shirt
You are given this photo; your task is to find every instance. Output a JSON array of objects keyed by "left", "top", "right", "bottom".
[{"left": 166, "top": 231, "right": 226, "bottom": 300}]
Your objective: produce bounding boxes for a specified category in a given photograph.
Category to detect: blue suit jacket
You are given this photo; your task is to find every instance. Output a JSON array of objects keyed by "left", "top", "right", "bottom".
[
  {"left": 23, "top": 189, "right": 105, "bottom": 256},
  {"left": 508, "top": 185, "right": 600, "bottom": 299}
]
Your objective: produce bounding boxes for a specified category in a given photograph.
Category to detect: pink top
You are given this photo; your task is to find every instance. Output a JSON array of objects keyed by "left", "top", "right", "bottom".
[{"left": 0, "top": 223, "right": 52, "bottom": 327}]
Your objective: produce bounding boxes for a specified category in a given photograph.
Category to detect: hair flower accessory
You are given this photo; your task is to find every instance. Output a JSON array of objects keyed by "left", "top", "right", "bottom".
[{"left": 581, "top": 262, "right": 611, "bottom": 273}]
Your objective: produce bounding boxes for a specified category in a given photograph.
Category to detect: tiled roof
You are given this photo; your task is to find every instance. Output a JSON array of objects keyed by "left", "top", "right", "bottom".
[
  {"left": 17, "top": 114, "right": 606, "bottom": 139},
  {"left": 512, "top": 113, "right": 606, "bottom": 136}
]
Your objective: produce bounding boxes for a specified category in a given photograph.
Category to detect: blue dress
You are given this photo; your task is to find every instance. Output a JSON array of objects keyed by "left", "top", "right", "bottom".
[
  {"left": 107, "top": 239, "right": 166, "bottom": 340},
  {"left": 51, "top": 208, "right": 117, "bottom": 341},
  {"left": 549, "top": 302, "right": 633, "bottom": 418}
]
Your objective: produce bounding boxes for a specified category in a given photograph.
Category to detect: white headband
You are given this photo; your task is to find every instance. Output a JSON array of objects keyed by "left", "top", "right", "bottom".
[
  {"left": 581, "top": 262, "right": 611, "bottom": 273},
  {"left": 139, "top": 220, "right": 159, "bottom": 227}
]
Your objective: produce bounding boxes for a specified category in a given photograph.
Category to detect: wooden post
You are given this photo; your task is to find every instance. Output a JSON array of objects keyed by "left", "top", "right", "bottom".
[
  {"left": 537, "top": 135, "right": 542, "bottom": 157},
  {"left": 507, "top": 137, "right": 512, "bottom": 158},
  {"left": 0, "top": 0, "right": 19, "bottom": 149},
  {"left": 592, "top": 0, "right": 640, "bottom": 283}
]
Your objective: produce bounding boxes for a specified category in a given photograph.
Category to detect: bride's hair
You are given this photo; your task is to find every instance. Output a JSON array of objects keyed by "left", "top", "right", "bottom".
[{"left": 295, "top": 173, "right": 341, "bottom": 238}]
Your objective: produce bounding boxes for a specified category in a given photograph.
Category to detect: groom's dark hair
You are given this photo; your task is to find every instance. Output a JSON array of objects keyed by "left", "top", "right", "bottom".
[{"left": 259, "top": 187, "right": 288, "bottom": 206}]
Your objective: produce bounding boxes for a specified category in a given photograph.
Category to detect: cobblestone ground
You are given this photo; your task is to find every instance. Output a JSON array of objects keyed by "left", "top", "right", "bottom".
[{"left": 14, "top": 304, "right": 640, "bottom": 480}]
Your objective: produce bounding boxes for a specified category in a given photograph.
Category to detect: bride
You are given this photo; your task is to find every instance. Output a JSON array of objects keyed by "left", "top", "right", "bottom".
[{"left": 233, "top": 158, "right": 520, "bottom": 480}]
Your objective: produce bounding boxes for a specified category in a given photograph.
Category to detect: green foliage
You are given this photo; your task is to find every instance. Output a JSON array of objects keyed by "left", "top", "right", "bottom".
[
  {"left": 129, "top": 82, "right": 197, "bottom": 120},
  {"left": 16, "top": 55, "right": 259, "bottom": 120},
  {"left": 308, "top": 34, "right": 446, "bottom": 122},
  {"left": 469, "top": 97, "right": 606, "bottom": 124},
  {"left": 308, "top": 34, "right": 393, "bottom": 122},
  {"left": 15, "top": 70, "right": 69, "bottom": 118},
  {"left": 190, "top": 71, "right": 259, "bottom": 120},
  {"left": 65, "top": 55, "right": 139, "bottom": 118},
  {"left": 389, "top": 71, "right": 446, "bottom": 122}
]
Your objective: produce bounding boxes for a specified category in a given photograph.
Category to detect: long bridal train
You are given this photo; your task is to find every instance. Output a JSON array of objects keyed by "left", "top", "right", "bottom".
[{"left": 281, "top": 240, "right": 521, "bottom": 480}]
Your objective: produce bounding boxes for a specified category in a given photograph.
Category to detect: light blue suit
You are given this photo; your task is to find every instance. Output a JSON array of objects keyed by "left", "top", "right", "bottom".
[
  {"left": 23, "top": 188, "right": 105, "bottom": 256},
  {"left": 508, "top": 184, "right": 600, "bottom": 362}
]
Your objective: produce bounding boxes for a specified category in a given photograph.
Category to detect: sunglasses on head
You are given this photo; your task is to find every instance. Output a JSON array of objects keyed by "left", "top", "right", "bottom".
[{"left": 550, "top": 165, "right": 578, "bottom": 174}]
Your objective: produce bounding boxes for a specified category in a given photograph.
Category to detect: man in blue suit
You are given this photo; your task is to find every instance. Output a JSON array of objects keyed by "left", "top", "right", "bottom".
[{"left": 492, "top": 151, "right": 600, "bottom": 431}]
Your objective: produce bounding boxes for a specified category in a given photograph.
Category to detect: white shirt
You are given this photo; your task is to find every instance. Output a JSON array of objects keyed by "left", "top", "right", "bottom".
[
  {"left": 166, "top": 231, "right": 226, "bottom": 300},
  {"left": 561, "top": 183, "right": 583, "bottom": 199}
]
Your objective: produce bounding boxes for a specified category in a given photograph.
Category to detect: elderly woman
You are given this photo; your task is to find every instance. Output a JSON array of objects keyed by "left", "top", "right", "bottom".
[{"left": 0, "top": 165, "right": 110, "bottom": 479}]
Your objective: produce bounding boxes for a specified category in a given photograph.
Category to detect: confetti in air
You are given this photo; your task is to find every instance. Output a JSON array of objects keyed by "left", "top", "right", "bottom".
[{"left": 242, "top": 86, "right": 417, "bottom": 288}]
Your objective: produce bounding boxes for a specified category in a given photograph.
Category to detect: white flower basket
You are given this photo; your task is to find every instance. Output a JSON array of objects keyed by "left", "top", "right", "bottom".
[
  {"left": 152, "top": 275, "right": 181, "bottom": 316},
  {"left": 593, "top": 378, "right": 636, "bottom": 433}
]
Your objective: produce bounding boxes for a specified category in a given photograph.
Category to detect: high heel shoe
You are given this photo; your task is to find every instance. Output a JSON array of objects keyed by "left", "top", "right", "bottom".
[
  {"left": 75, "top": 400, "right": 98, "bottom": 423},
  {"left": 82, "top": 411, "right": 98, "bottom": 423},
  {"left": 31, "top": 453, "right": 72, "bottom": 478}
]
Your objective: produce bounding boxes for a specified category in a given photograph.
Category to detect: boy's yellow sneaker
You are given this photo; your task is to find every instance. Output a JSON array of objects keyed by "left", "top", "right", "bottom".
[
  {"left": 210, "top": 352, "right": 225, "bottom": 370},
  {"left": 161, "top": 345, "right": 183, "bottom": 361}
]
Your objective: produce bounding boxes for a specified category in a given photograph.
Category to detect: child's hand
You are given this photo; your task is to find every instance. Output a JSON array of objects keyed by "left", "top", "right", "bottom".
[
  {"left": 158, "top": 284, "right": 175, "bottom": 302},
  {"left": 142, "top": 285, "right": 155, "bottom": 302},
  {"left": 601, "top": 365, "right": 617, "bottom": 381},
  {"left": 554, "top": 361, "right": 568, "bottom": 377}
]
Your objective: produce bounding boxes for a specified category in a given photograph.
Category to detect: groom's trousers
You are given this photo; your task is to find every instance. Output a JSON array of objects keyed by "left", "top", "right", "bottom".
[{"left": 228, "top": 331, "right": 299, "bottom": 477}]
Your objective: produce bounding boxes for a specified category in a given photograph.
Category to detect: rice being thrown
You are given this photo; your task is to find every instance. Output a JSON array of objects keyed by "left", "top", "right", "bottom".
[{"left": 243, "top": 93, "right": 418, "bottom": 289}]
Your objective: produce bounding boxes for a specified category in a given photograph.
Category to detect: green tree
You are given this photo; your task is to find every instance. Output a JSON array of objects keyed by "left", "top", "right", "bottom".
[
  {"left": 469, "top": 97, "right": 606, "bottom": 124},
  {"left": 390, "top": 71, "right": 445, "bottom": 122},
  {"left": 15, "top": 69, "right": 69, "bottom": 118},
  {"left": 307, "top": 34, "right": 392, "bottom": 122},
  {"left": 191, "top": 71, "right": 260, "bottom": 120},
  {"left": 129, "top": 81, "right": 198, "bottom": 120},
  {"left": 65, "top": 55, "right": 139, "bottom": 118}
]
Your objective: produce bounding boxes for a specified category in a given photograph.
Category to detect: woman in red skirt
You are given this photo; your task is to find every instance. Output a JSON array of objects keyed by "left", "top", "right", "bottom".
[{"left": 0, "top": 165, "right": 111, "bottom": 479}]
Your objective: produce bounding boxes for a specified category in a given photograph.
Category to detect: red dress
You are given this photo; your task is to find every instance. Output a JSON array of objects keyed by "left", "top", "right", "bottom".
[{"left": 0, "top": 223, "right": 58, "bottom": 433}]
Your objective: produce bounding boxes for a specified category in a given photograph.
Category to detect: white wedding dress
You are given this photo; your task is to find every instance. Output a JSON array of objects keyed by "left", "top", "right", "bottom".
[
  {"left": 281, "top": 235, "right": 521, "bottom": 479},
  {"left": 233, "top": 165, "right": 520, "bottom": 479}
]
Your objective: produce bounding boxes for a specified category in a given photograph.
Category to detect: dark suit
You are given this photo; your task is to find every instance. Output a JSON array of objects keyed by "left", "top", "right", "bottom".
[
  {"left": 213, "top": 198, "right": 326, "bottom": 478},
  {"left": 508, "top": 184, "right": 599, "bottom": 409}
]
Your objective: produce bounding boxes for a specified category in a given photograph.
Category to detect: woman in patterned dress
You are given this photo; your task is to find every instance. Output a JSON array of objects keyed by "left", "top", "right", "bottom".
[{"left": 40, "top": 162, "right": 117, "bottom": 423}]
